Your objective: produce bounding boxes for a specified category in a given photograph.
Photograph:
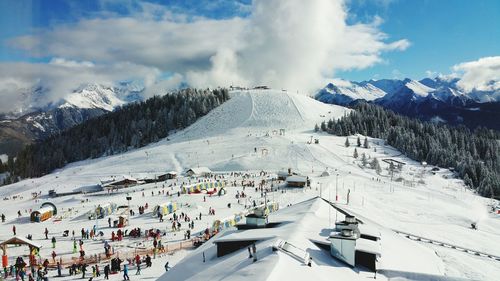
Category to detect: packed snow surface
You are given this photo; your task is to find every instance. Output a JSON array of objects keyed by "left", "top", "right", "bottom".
[{"left": 1, "top": 89, "right": 499, "bottom": 281}]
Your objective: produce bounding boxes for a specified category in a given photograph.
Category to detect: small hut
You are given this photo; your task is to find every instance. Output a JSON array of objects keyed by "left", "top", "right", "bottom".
[
  {"left": 285, "top": 175, "right": 307, "bottom": 188},
  {"left": 1, "top": 236, "right": 41, "bottom": 267},
  {"left": 30, "top": 202, "right": 57, "bottom": 222},
  {"left": 113, "top": 216, "right": 128, "bottom": 228},
  {"left": 185, "top": 167, "right": 212, "bottom": 177}
]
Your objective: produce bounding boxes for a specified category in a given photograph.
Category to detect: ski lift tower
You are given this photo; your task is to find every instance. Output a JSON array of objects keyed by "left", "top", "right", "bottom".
[{"left": 126, "top": 195, "right": 132, "bottom": 226}]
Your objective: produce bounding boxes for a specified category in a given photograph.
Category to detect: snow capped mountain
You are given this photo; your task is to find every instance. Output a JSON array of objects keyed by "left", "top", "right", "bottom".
[
  {"left": 0, "top": 82, "right": 145, "bottom": 157},
  {"left": 60, "top": 84, "right": 127, "bottom": 111},
  {"left": 316, "top": 80, "right": 386, "bottom": 105},
  {"left": 316, "top": 76, "right": 500, "bottom": 130},
  {"left": 366, "top": 78, "right": 405, "bottom": 95},
  {"left": 403, "top": 78, "right": 434, "bottom": 97}
]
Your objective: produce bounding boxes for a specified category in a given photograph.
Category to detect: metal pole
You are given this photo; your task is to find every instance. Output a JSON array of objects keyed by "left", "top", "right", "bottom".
[
  {"left": 329, "top": 183, "right": 331, "bottom": 228},
  {"left": 336, "top": 174, "right": 339, "bottom": 201}
]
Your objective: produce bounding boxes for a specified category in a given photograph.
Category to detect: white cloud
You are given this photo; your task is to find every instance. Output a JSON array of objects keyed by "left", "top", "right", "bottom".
[
  {"left": 452, "top": 56, "right": 500, "bottom": 92},
  {"left": 425, "top": 70, "right": 437, "bottom": 78},
  {"left": 49, "top": 58, "right": 95, "bottom": 68},
  {"left": 2, "top": 0, "right": 410, "bottom": 113}
]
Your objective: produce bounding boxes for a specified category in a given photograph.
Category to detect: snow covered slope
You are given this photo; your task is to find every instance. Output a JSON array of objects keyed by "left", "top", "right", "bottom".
[
  {"left": 180, "top": 89, "right": 348, "bottom": 140},
  {"left": 1, "top": 89, "right": 499, "bottom": 281}
]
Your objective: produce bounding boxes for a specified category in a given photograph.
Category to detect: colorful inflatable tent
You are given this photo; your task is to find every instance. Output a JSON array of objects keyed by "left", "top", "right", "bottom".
[
  {"left": 181, "top": 181, "right": 225, "bottom": 194},
  {"left": 89, "top": 203, "right": 117, "bottom": 219},
  {"left": 30, "top": 202, "right": 57, "bottom": 222},
  {"left": 153, "top": 202, "right": 177, "bottom": 217},
  {"left": 212, "top": 212, "right": 246, "bottom": 232}
]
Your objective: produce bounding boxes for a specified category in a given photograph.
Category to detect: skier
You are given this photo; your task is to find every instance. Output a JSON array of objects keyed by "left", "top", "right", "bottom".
[
  {"left": 57, "top": 262, "right": 62, "bottom": 277},
  {"left": 164, "top": 261, "right": 170, "bottom": 272},
  {"left": 51, "top": 237, "right": 56, "bottom": 248},
  {"left": 123, "top": 264, "right": 130, "bottom": 280},
  {"left": 12, "top": 225, "right": 16, "bottom": 235},
  {"left": 81, "top": 263, "right": 88, "bottom": 279},
  {"left": 72, "top": 240, "right": 77, "bottom": 254},
  {"left": 104, "top": 265, "right": 110, "bottom": 280},
  {"left": 1, "top": 213, "right": 5, "bottom": 222},
  {"left": 135, "top": 260, "right": 141, "bottom": 275},
  {"left": 44, "top": 228, "right": 49, "bottom": 239}
]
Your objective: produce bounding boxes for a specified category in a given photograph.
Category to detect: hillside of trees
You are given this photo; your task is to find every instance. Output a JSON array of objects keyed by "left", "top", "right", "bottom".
[
  {"left": 317, "top": 102, "right": 500, "bottom": 198},
  {"left": 3, "top": 88, "right": 230, "bottom": 182}
]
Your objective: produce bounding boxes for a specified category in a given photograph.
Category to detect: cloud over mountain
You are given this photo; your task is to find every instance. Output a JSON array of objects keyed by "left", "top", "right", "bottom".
[{"left": 2, "top": 0, "right": 410, "bottom": 113}]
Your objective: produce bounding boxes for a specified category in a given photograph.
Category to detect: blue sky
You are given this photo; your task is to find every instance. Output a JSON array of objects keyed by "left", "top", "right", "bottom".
[
  {"left": 0, "top": 0, "right": 498, "bottom": 107},
  {"left": 0, "top": 0, "right": 498, "bottom": 81},
  {"left": 341, "top": 0, "right": 500, "bottom": 81}
]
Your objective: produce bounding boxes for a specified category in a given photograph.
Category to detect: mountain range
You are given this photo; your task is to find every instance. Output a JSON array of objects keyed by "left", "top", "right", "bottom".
[
  {"left": 315, "top": 77, "right": 500, "bottom": 130},
  {"left": 0, "top": 83, "right": 144, "bottom": 158}
]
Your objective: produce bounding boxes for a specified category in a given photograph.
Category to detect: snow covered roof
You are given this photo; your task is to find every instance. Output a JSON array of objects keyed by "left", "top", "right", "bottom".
[
  {"left": 186, "top": 167, "right": 212, "bottom": 175},
  {"left": 0, "top": 236, "right": 42, "bottom": 249},
  {"left": 285, "top": 175, "right": 307, "bottom": 183},
  {"left": 159, "top": 197, "right": 384, "bottom": 281},
  {"left": 102, "top": 175, "right": 138, "bottom": 187},
  {"left": 213, "top": 229, "right": 276, "bottom": 243},
  {"left": 355, "top": 238, "right": 381, "bottom": 256}
]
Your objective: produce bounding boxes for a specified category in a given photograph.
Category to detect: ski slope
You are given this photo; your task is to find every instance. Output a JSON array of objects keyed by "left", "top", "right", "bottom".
[{"left": 1, "top": 89, "right": 499, "bottom": 281}]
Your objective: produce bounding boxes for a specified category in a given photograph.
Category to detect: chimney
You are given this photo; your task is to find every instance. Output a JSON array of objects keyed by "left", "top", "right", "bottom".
[
  {"left": 341, "top": 228, "right": 353, "bottom": 237},
  {"left": 345, "top": 215, "right": 356, "bottom": 224}
]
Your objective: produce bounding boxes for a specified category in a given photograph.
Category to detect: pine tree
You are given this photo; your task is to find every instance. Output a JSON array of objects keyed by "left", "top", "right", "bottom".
[
  {"left": 317, "top": 102, "right": 500, "bottom": 198},
  {"left": 314, "top": 124, "right": 320, "bottom": 132},
  {"left": 361, "top": 153, "right": 367, "bottom": 167},
  {"left": 370, "top": 158, "right": 381, "bottom": 174},
  {"left": 388, "top": 162, "right": 396, "bottom": 180},
  {"left": 363, "top": 137, "right": 369, "bottom": 149},
  {"left": 357, "top": 136, "right": 361, "bottom": 147},
  {"left": 353, "top": 148, "right": 359, "bottom": 159},
  {"left": 321, "top": 121, "right": 327, "bottom": 131},
  {"left": 345, "top": 137, "right": 350, "bottom": 147}
]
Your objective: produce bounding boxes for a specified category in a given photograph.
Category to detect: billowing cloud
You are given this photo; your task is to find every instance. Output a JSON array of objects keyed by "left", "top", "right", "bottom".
[
  {"left": 2, "top": 0, "right": 410, "bottom": 113},
  {"left": 452, "top": 56, "right": 500, "bottom": 92}
]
